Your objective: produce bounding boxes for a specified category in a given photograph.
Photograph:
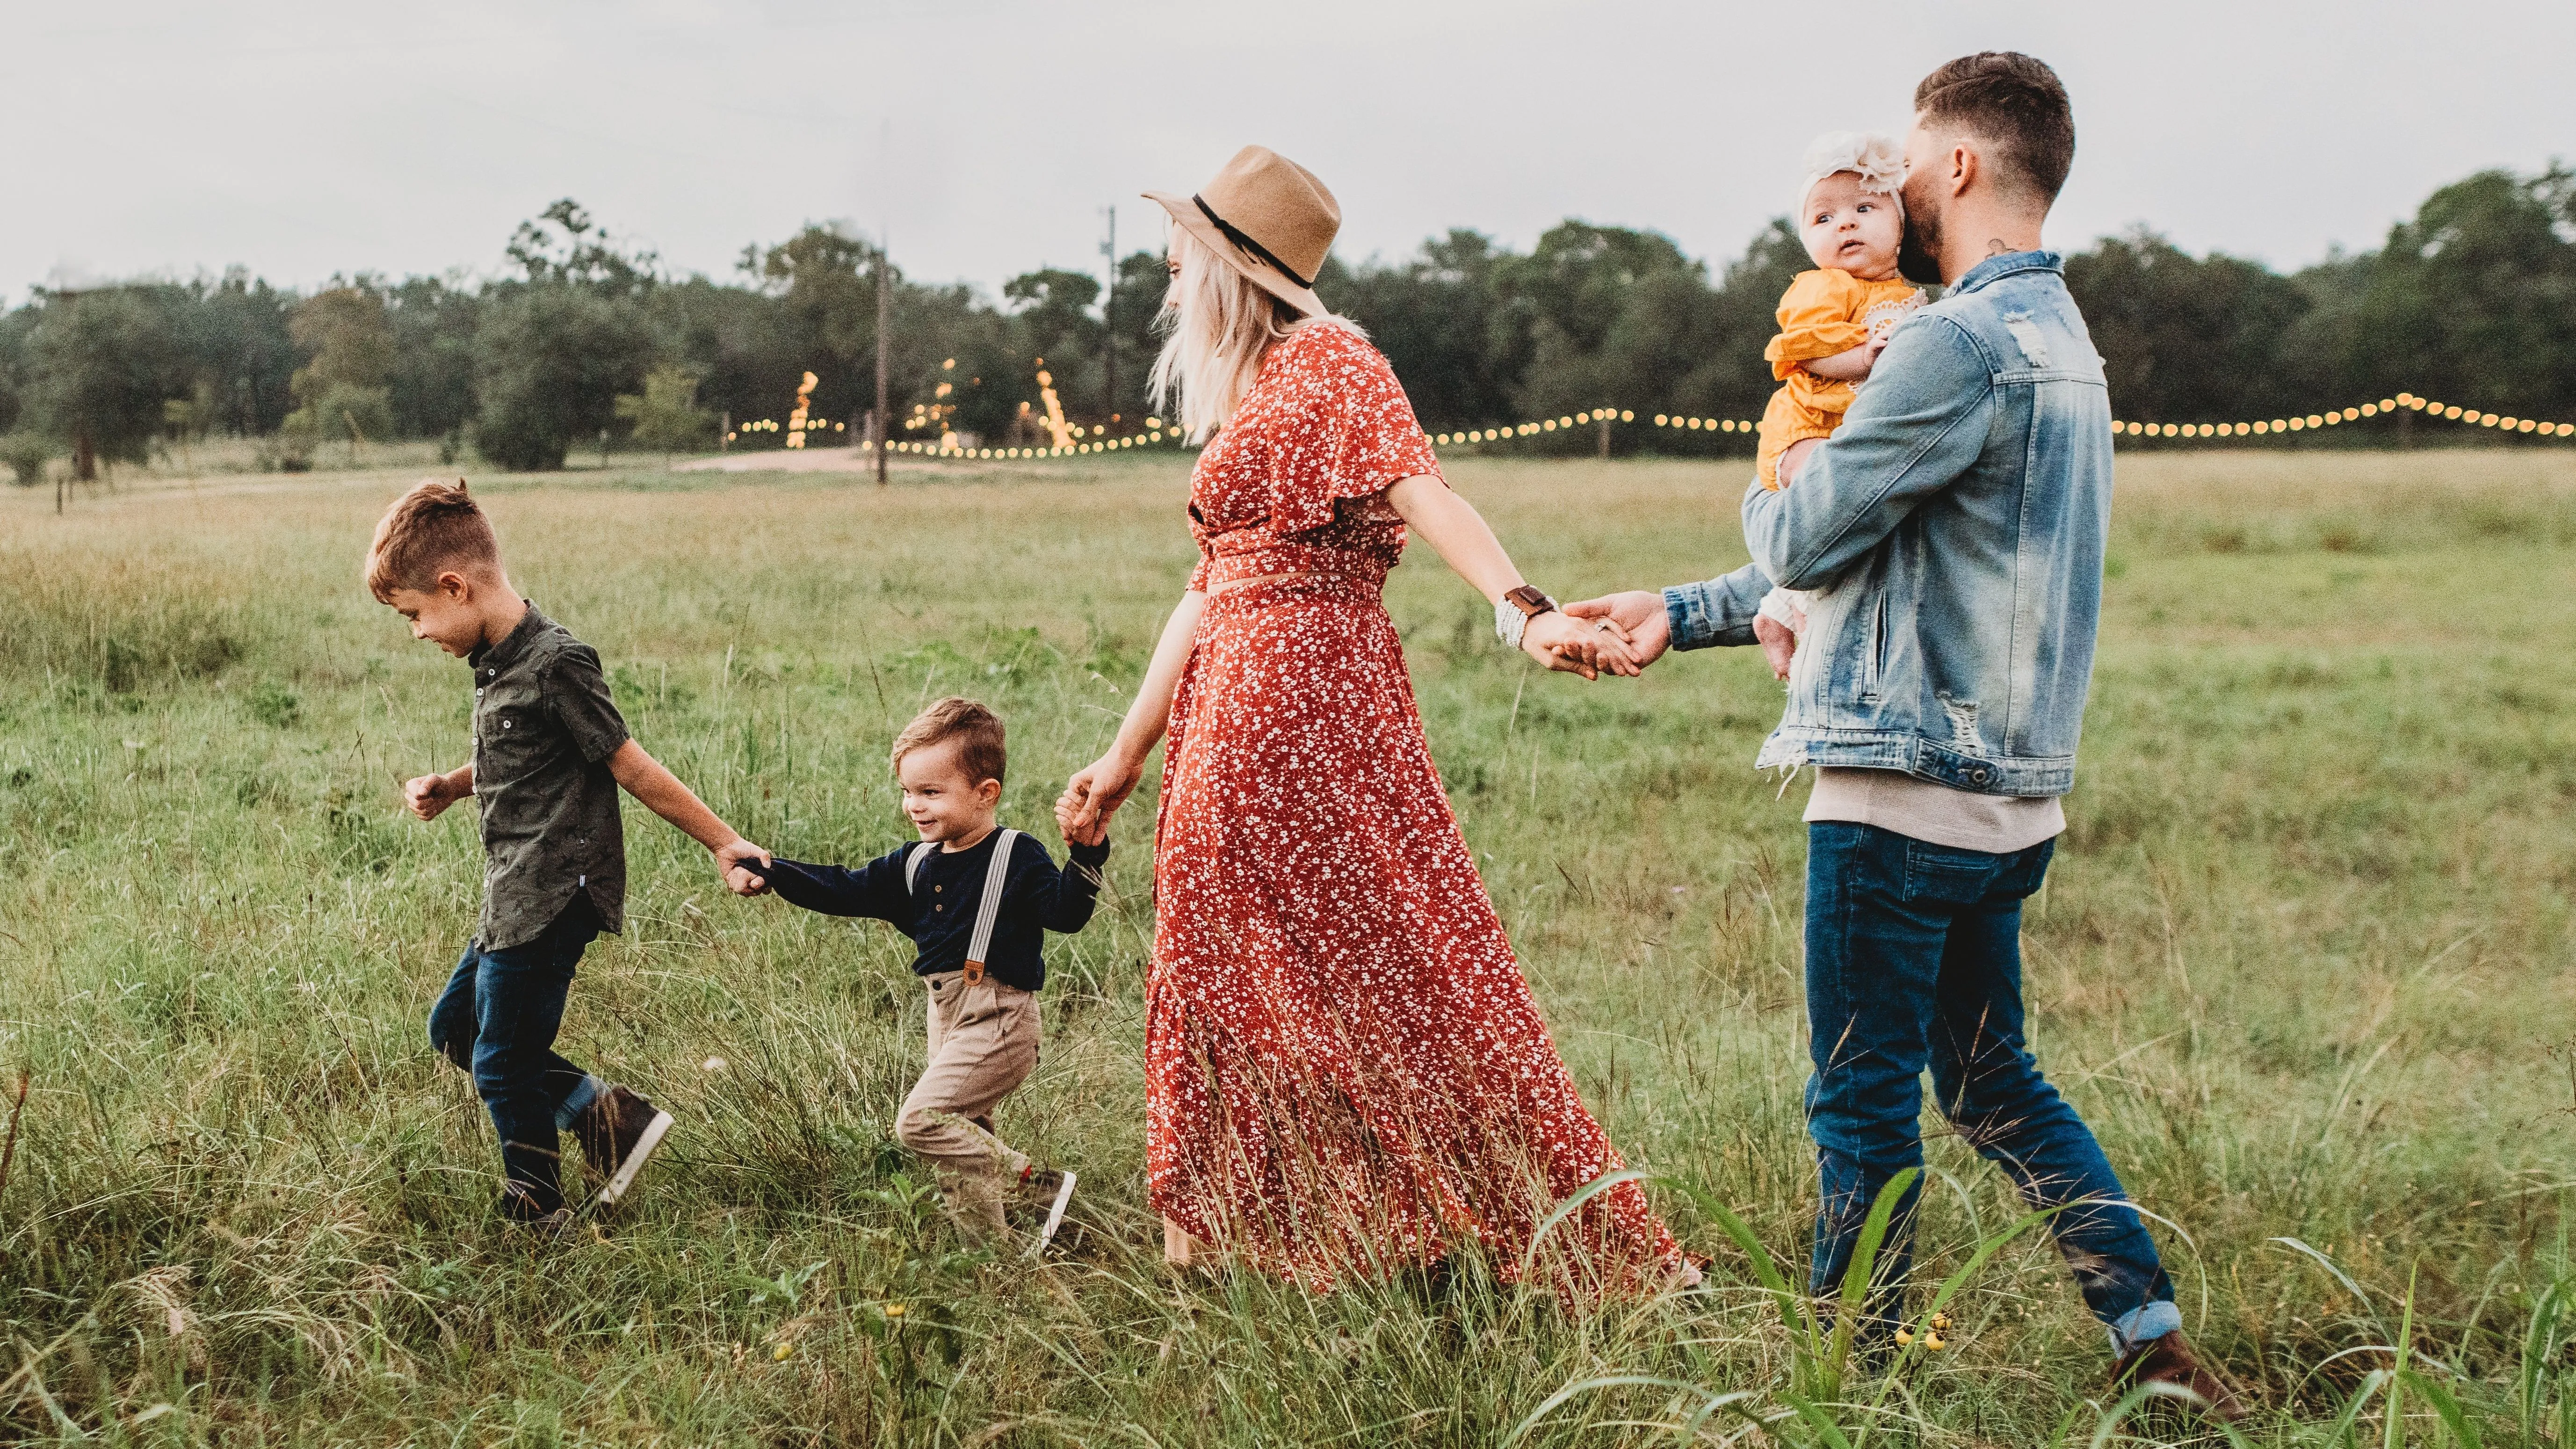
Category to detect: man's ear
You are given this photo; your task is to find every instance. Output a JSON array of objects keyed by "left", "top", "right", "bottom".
[{"left": 1946, "top": 140, "right": 1979, "bottom": 198}]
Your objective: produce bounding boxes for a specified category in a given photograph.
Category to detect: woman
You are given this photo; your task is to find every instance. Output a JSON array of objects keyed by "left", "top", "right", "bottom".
[{"left": 1057, "top": 146, "right": 1688, "bottom": 1294}]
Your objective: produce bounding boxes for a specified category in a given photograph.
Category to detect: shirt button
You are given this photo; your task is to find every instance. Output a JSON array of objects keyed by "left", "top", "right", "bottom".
[{"left": 934, "top": 905, "right": 943, "bottom": 913}]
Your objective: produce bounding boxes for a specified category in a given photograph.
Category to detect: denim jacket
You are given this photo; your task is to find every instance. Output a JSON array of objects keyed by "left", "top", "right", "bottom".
[{"left": 1662, "top": 252, "right": 2111, "bottom": 797}]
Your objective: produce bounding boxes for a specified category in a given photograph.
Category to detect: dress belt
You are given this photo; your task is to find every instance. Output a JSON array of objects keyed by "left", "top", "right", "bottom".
[{"left": 1199, "top": 551, "right": 1387, "bottom": 592}]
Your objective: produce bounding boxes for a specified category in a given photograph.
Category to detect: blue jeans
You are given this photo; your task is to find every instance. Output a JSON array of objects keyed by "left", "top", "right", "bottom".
[
  {"left": 1804, "top": 822, "right": 2177, "bottom": 1352},
  {"left": 428, "top": 896, "right": 605, "bottom": 1209}
]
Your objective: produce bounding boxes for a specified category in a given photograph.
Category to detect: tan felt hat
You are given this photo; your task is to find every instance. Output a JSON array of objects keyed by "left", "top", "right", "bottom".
[{"left": 1145, "top": 145, "right": 1337, "bottom": 319}]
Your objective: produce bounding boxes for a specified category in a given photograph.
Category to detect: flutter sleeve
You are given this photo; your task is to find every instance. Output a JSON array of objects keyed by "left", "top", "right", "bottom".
[
  {"left": 1264, "top": 326, "right": 1442, "bottom": 535},
  {"left": 1763, "top": 270, "right": 1872, "bottom": 380}
]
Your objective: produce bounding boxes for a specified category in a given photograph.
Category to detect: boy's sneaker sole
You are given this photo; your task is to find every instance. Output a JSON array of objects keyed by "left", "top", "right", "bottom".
[
  {"left": 1027, "top": 1169, "right": 1076, "bottom": 1257},
  {"left": 593, "top": 1107, "right": 673, "bottom": 1208}
]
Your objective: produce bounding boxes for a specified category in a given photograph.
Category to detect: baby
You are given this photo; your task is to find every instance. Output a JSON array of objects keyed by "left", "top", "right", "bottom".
[{"left": 1755, "top": 132, "right": 1925, "bottom": 658}]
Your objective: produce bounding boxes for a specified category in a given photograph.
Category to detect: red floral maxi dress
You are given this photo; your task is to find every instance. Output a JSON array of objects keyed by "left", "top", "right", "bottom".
[{"left": 1147, "top": 322, "right": 1682, "bottom": 1293}]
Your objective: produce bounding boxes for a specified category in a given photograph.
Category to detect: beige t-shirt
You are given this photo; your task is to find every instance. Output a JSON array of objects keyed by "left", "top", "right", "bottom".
[{"left": 1803, "top": 766, "right": 2065, "bottom": 855}]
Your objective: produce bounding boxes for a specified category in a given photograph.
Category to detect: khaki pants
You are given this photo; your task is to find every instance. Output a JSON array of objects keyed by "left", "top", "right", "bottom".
[{"left": 894, "top": 971, "right": 1039, "bottom": 1234}]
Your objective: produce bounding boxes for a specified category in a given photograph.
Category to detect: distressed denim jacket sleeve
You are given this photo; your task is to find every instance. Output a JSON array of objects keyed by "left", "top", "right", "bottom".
[
  {"left": 1662, "top": 561, "right": 1773, "bottom": 651},
  {"left": 1741, "top": 315, "right": 1995, "bottom": 592}
]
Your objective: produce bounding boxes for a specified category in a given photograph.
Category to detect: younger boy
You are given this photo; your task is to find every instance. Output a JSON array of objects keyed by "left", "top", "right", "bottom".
[
  {"left": 731, "top": 697, "right": 1105, "bottom": 1250},
  {"left": 369, "top": 478, "right": 769, "bottom": 1232}
]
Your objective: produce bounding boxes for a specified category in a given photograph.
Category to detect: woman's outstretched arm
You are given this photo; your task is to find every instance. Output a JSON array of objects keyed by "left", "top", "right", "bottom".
[
  {"left": 1057, "top": 589, "right": 1208, "bottom": 838},
  {"left": 1385, "top": 475, "right": 1637, "bottom": 679}
]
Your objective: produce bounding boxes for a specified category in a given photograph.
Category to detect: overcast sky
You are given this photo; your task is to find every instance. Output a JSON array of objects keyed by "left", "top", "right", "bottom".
[{"left": 9, "top": 0, "right": 2572, "bottom": 305}]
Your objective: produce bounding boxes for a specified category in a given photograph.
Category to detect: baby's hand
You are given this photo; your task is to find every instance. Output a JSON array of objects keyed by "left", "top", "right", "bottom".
[
  {"left": 1805, "top": 341, "right": 1878, "bottom": 384},
  {"left": 724, "top": 863, "right": 769, "bottom": 896}
]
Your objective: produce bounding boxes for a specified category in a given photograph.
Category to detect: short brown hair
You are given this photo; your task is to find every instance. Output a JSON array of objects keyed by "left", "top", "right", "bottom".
[
  {"left": 1914, "top": 52, "right": 2076, "bottom": 205},
  {"left": 366, "top": 478, "right": 504, "bottom": 601},
  {"left": 892, "top": 696, "right": 1007, "bottom": 786}
]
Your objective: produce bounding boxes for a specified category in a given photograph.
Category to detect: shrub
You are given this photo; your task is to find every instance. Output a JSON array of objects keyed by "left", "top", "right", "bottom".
[
  {"left": 0, "top": 432, "right": 50, "bottom": 486},
  {"left": 472, "top": 287, "right": 655, "bottom": 471},
  {"left": 614, "top": 365, "right": 717, "bottom": 460}
]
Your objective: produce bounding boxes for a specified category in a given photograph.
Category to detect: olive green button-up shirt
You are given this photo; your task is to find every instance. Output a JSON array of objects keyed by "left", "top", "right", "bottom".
[{"left": 468, "top": 603, "right": 630, "bottom": 949}]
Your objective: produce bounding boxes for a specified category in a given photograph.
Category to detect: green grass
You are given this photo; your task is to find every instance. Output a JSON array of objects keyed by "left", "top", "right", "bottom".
[{"left": 3, "top": 447, "right": 2574, "bottom": 1445}]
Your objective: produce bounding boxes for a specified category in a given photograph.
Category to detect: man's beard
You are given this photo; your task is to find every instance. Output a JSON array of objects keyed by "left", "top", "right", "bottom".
[{"left": 1898, "top": 200, "right": 1944, "bottom": 285}]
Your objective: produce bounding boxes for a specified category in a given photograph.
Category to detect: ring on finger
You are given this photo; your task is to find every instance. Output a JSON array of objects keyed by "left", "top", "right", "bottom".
[{"left": 1593, "top": 620, "right": 1614, "bottom": 632}]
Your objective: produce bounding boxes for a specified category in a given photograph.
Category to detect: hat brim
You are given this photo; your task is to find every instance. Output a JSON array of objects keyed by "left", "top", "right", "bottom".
[{"left": 1143, "top": 190, "right": 1328, "bottom": 319}]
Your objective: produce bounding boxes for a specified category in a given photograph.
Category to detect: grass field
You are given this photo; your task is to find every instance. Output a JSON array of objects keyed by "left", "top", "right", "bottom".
[{"left": 3, "top": 448, "right": 2575, "bottom": 1446}]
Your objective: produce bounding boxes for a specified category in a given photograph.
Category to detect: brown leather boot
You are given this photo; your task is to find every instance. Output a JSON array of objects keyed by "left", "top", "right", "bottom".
[{"left": 2112, "top": 1329, "right": 2250, "bottom": 1423}]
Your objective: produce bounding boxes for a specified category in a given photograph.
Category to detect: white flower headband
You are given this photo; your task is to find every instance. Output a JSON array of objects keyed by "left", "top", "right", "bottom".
[{"left": 1798, "top": 131, "right": 1907, "bottom": 221}]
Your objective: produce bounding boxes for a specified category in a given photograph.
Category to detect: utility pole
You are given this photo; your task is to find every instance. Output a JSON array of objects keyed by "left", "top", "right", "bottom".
[
  {"left": 1100, "top": 206, "right": 1117, "bottom": 425},
  {"left": 875, "top": 234, "right": 891, "bottom": 487}
]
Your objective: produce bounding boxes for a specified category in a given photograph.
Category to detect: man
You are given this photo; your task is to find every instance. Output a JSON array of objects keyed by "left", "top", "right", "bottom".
[{"left": 1569, "top": 52, "right": 2243, "bottom": 1415}]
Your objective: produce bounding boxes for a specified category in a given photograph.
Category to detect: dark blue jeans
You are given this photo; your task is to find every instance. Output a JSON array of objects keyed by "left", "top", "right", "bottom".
[
  {"left": 1804, "top": 822, "right": 2176, "bottom": 1350},
  {"left": 428, "top": 895, "right": 604, "bottom": 1209}
]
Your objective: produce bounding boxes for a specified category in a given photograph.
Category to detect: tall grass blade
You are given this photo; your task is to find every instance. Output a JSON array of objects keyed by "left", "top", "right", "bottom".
[
  {"left": 1654, "top": 1178, "right": 1808, "bottom": 1335},
  {"left": 1499, "top": 1375, "right": 1748, "bottom": 1447},
  {"left": 1520, "top": 1166, "right": 1653, "bottom": 1283},
  {"left": 2401, "top": 1369, "right": 2484, "bottom": 1449},
  {"left": 1822, "top": 1167, "right": 1918, "bottom": 1397},
  {"left": 2387, "top": 1264, "right": 2418, "bottom": 1449},
  {"left": 1776, "top": 1391, "right": 1856, "bottom": 1449},
  {"left": 2518, "top": 1278, "right": 2567, "bottom": 1447},
  {"left": 2327, "top": 1370, "right": 2394, "bottom": 1449}
]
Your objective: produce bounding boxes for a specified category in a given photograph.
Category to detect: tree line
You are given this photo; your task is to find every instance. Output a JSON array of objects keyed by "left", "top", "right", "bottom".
[{"left": 2, "top": 165, "right": 2570, "bottom": 483}]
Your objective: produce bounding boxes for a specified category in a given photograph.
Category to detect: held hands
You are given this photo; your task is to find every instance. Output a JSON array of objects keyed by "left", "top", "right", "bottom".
[
  {"left": 1560, "top": 592, "right": 1672, "bottom": 674},
  {"left": 1562, "top": 589, "right": 1805, "bottom": 681},
  {"left": 715, "top": 837, "right": 773, "bottom": 897},
  {"left": 1522, "top": 610, "right": 1640, "bottom": 679},
  {"left": 1056, "top": 749, "right": 1143, "bottom": 845},
  {"left": 1059, "top": 809, "right": 1109, "bottom": 848}
]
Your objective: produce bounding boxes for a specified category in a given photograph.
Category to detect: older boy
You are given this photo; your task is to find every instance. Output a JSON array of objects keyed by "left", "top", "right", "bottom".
[
  {"left": 732, "top": 697, "right": 1104, "bottom": 1250},
  {"left": 369, "top": 478, "right": 769, "bottom": 1232}
]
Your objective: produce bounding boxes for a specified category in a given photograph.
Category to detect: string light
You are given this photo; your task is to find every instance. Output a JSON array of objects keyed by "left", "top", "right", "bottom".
[
  {"left": 1034, "top": 356, "right": 1075, "bottom": 449},
  {"left": 875, "top": 424, "right": 1179, "bottom": 460},
  {"left": 1433, "top": 409, "right": 1748, "bottom": 447},
  {"left": 854, "top": 386, "right": 2576, "bottom": 467},
  {"left": 2110, "top": 393, "right": 2573, "bottom": 440},
  {"left": 783, "top": 370, "right": 818, "bottom": 450}
]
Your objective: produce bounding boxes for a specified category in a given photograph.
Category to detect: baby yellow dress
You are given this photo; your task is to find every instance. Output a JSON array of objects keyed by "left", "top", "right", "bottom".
[{"left": 1755, "top": 268, "right": 1924, "bottom": 489}]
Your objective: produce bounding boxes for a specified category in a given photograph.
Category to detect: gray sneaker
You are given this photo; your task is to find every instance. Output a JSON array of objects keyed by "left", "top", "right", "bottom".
[{"left": 1017, "top": 1167, "right": 1077, "bottom": 1255}]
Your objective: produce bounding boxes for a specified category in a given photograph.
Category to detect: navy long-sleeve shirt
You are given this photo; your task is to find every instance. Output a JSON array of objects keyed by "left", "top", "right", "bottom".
[{"left": 759, "top": 827, "right": 1108, "bottom": 992}]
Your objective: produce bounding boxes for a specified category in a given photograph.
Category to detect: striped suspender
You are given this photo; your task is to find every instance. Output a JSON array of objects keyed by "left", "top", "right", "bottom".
[
  {"left": 904, "top": 831, "right": 1019, "bottom": 985},
  {"left": 961, "top": 828, "right": 1018, "bottom": 985}
]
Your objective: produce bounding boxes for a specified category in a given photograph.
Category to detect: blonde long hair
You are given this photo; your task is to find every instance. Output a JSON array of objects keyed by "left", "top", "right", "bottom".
[{"left": 1150, "top": 230, "right": 1359, "bottom": 442}]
